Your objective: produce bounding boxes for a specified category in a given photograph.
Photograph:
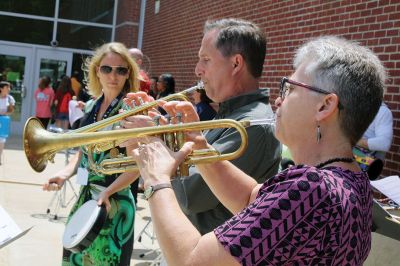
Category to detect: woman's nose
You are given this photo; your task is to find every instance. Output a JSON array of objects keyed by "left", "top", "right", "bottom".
[
  {"left": 110, "top": 71, "right": 119, "bottom": 79},
  {"left": 274, "top": 96, "right": 282, "bottom": 108}
]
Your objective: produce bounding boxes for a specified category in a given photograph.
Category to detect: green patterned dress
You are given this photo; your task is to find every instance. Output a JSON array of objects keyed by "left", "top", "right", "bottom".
[{"left": 62, "top": 95, "right": 135, "bottom": 266}]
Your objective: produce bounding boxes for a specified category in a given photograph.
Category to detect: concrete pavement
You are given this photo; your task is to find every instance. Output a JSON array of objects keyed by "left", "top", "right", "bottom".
[{"left": 0, "top": 134, "right": 160, "bottom": 265}]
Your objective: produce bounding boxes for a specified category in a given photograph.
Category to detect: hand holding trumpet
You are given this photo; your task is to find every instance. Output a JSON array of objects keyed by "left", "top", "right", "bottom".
[
  {"left": 130, "top": 137, "right": 194, "bottom": 189},
  {"left": 120, "top": 94, "right": 209, "bottom": 151}
]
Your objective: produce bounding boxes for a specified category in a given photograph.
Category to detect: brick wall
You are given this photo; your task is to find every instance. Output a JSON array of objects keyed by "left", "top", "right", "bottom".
[
  {"left": 124, "top": 0, "right": 400, "bottom": 175},
  {"left": 115, "top": 0, "right": 140, "bottom": 48}
]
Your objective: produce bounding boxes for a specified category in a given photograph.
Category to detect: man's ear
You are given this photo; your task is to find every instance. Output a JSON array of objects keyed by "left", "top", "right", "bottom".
[
  {"left": 315, "top": 94, "right": 340, "bottom": 121},
  {"left": 231, "top": 54, "right": 244, "bottom": 75}
]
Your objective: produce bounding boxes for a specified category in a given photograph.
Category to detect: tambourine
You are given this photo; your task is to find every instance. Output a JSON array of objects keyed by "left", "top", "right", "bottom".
[
  {"left": 353, "top": 146, "right": 383, "bottom": 180},
  {"left": 62, "top": 200, "right": 107, "bottom": 253}
]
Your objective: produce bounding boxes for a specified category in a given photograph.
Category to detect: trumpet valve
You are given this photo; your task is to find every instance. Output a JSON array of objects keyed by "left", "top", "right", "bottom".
[
  {"left": 49, "top": 154, "right": 56, "bottom": 163},
  {"left": 152, "top": 115, "right": 164, "bottom": 140},
  {"left": 109, "top": 148, "right": 120, "bottom": 158}
]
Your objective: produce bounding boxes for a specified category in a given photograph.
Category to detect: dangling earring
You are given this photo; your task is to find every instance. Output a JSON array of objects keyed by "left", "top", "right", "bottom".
[{"left": 317, "top": 124, "right": 322, "bottom": 143}]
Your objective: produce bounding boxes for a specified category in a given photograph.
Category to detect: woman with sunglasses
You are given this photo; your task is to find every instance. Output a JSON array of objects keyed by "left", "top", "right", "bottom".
[
  {"left": 128, "top": 36, "right": 386, "bottom": 265},
  {"left": 43, "top": 42, "right": 140, "bottom": 266}
]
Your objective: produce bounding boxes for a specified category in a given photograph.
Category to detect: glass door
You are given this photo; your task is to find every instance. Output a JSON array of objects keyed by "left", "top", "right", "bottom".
[
  {"left": 33, "top": 48, "right": 72, "bottom": 127},
  {"left": 0, "top": 44, "right": 33, "bottom": 133},
  {"left": 0, "top": 45, "right": 73, "bottom": 134},
  {"left": 35, "top": 49, "right": 72, "bottom": 90}
]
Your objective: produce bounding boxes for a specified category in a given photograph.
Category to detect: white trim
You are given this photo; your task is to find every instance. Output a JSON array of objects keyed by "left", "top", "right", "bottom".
[
  {"left": 0, "top": 11, "right": 113, "bottom": 28},
  {"left": 53, "top": 0, "right": 60, "bottom": 42},
  {"left": 137, "top": 0, "right": 147, "bottom": 49},
  {"left": 0, "top": 40, "right": 92, "bottom": 55},
  {"left": 0, "top": 11, "right": 54, "bottom": 21},
  {"left": 57, "top": 18, "right": 113, "bottom": 28},
  {"left": 115, "top": 21, "right": 139, "bottom": 28},
  {"left": 111, "top": 0, "right": 119, "bottom": 41}
]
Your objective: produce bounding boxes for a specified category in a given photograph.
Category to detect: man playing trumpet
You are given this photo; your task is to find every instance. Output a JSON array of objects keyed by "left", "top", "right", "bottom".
[{"left": 122, "top": 18, "right": 281, "bottom": 235}]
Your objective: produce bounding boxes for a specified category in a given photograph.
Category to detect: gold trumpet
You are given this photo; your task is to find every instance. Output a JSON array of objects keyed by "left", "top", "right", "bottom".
[
  {"left": 72, "top": 82, "right": 203, "bottom": 134},
  {"left": 67, "top": 82, "right": 203, "bottom": 154},
  {"left": 23, "top": 82, "right": 202, "bottom": 174},
  {"left": 23, "top": 117, "right": 254, "bottom": 175}
]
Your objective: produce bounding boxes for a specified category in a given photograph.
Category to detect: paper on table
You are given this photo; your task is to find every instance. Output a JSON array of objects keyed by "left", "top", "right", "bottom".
[
  {"left": 370, "top": 175, "right": 400, "bottom": 206},
  {"left": 0, "top": 205, "right": 33, "bottom": 249}
]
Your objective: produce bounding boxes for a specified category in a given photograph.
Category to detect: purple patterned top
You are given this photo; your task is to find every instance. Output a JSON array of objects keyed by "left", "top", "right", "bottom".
[{"left": 214, "top": 165, "right": 372, "bottom": 265}]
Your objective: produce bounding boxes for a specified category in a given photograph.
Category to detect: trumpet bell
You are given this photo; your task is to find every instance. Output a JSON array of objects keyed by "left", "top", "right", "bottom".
[
  {"left": 23, "top": 83, "right": 208, "bottom": 173},
  {"left": 24, "top": 117, "right": 77, "bottom": 172},
  {"left": 23, "top": 117, "right": 53, "bottom": 172}
]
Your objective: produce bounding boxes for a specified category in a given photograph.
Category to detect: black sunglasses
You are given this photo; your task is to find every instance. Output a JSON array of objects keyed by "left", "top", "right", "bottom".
[{"left": 99, "top": 65, "right": 129, "bottom": 76}]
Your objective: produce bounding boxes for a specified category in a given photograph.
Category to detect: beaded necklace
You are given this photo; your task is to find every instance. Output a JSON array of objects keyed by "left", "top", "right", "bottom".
[
  {"left": 92, "top": 93, "right": 123, "bottom": 123},
  {"left": 315, "top": 157, "right": 354, "bottom": 169}
]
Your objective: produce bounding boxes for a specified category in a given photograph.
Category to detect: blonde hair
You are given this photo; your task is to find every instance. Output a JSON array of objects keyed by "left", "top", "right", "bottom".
[{"left": 83, "top": 42, "right": 140, "bottom": 97}]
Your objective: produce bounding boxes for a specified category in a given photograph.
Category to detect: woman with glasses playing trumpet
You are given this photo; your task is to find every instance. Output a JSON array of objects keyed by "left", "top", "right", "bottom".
[
  {"left": 124, "top": 36, "right": 386, "bottom": 265},
  {"left": 43, "top": 42, "right": 140, "bottom": 266}
]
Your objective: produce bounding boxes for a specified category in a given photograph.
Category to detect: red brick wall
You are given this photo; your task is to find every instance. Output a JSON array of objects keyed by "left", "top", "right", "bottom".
[
  {"left": 115, "top": 25, "right": 139, "bottom": 48},
  {"left": 132, "top": 0, "right": 400, "bottom": 175},
  {"left": 115, "top": 0, "right": 140, "bottom": 48}
]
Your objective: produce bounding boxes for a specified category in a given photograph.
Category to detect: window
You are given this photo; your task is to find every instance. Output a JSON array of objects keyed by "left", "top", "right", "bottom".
[
  {"left": 0, "top": 15, "right": 52, "bottom": 45},
  {"left": 59, "top": 0, "right": 114, "bottom": 24},
  {"left": 0, "top": 0, "right": 55, "bottom": 17},
  {"left": 155, "top": 0, "right": 160, "bottom": 14},
  {"left": 58, "top": 22, "right": 112, "bottom": 50}
]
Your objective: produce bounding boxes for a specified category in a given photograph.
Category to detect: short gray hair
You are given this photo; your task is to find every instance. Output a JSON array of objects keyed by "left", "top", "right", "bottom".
[
  {"left": 294, "top": 36, "right": 386, "bottom": 145},
  {"left": 204, "top": 18, "right": 266, "bottom": 78}
]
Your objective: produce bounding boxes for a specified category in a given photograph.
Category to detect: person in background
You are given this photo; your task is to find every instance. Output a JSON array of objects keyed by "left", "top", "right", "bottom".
[
  {"left": 0, "top": 81, "right": 15, "bottom": 164},
  {"left": 149, "top": 76, "right": 158, "bottom": 98},
  {"left": 355, "top": 102, "right": 393, "bottom": 160},
  {"left": 192, "top": 87, "right": 216, "bottom": 121},
  {"left": 68, "top": 95, "right": 84, "bottom": 129},
  {"left": 353, "top": 102, "right": 393, "bottom": 179},
  {"left": 71, "top": 70, "right": 91, "bottom": 103},
  {"left": 34, "top": 75, "right": 54, "bottom": 129},
  {"left": 54, "top": 75, "right": 74, "bottom": 130},
  {"left": 70, "top": 70, "right": 82, "bottom": 98},
  {"left": 156, "top": 73, "right": 175, "bottom": 99},
  {"left": 156, "top": 73, "right": 176, "bottom": 115},
  {"left": 43, "top": 42, "right": 140, "bottom": 266},
  {"left": 129, "top": 48, "right": 151, "bottom": 94},
  {"left": 122, "top": 18, "right": 281, "bottom": 235},
  {"left": 128, "top": 35, "right": 386, "bottom": 266}
]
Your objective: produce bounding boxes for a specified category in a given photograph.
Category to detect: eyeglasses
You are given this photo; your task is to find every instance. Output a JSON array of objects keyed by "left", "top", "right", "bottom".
[
  {"left": 99, "top": 65, "right": 129, "bottom": 76},
  {"left": 279, "top": 77, "right": 331, "bottom": 100}
]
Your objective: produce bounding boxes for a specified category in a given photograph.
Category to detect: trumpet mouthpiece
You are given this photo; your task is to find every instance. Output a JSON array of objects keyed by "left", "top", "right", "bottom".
[
  {"left": 196, "top": 81, "right": 204, "bottom": 90},
  {"left": 183, "top": 81, "right": 205, "bottom": 94},
  {"left": 248, "top": 117, "right": 276, "bottom": 127}
]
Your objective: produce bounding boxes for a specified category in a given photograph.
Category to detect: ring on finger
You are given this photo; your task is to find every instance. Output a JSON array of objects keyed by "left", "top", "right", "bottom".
[
  {"left": 138, "top": 144, "right": 145, "bottom": 152},
  {"left": 138, "top": 97, "right": 144, "bottom": 105}
]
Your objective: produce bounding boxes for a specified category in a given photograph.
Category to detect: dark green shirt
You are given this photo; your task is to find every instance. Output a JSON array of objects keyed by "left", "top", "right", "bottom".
[{"left": 171, "top": 88, "right": 282, "bottom": 235}]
